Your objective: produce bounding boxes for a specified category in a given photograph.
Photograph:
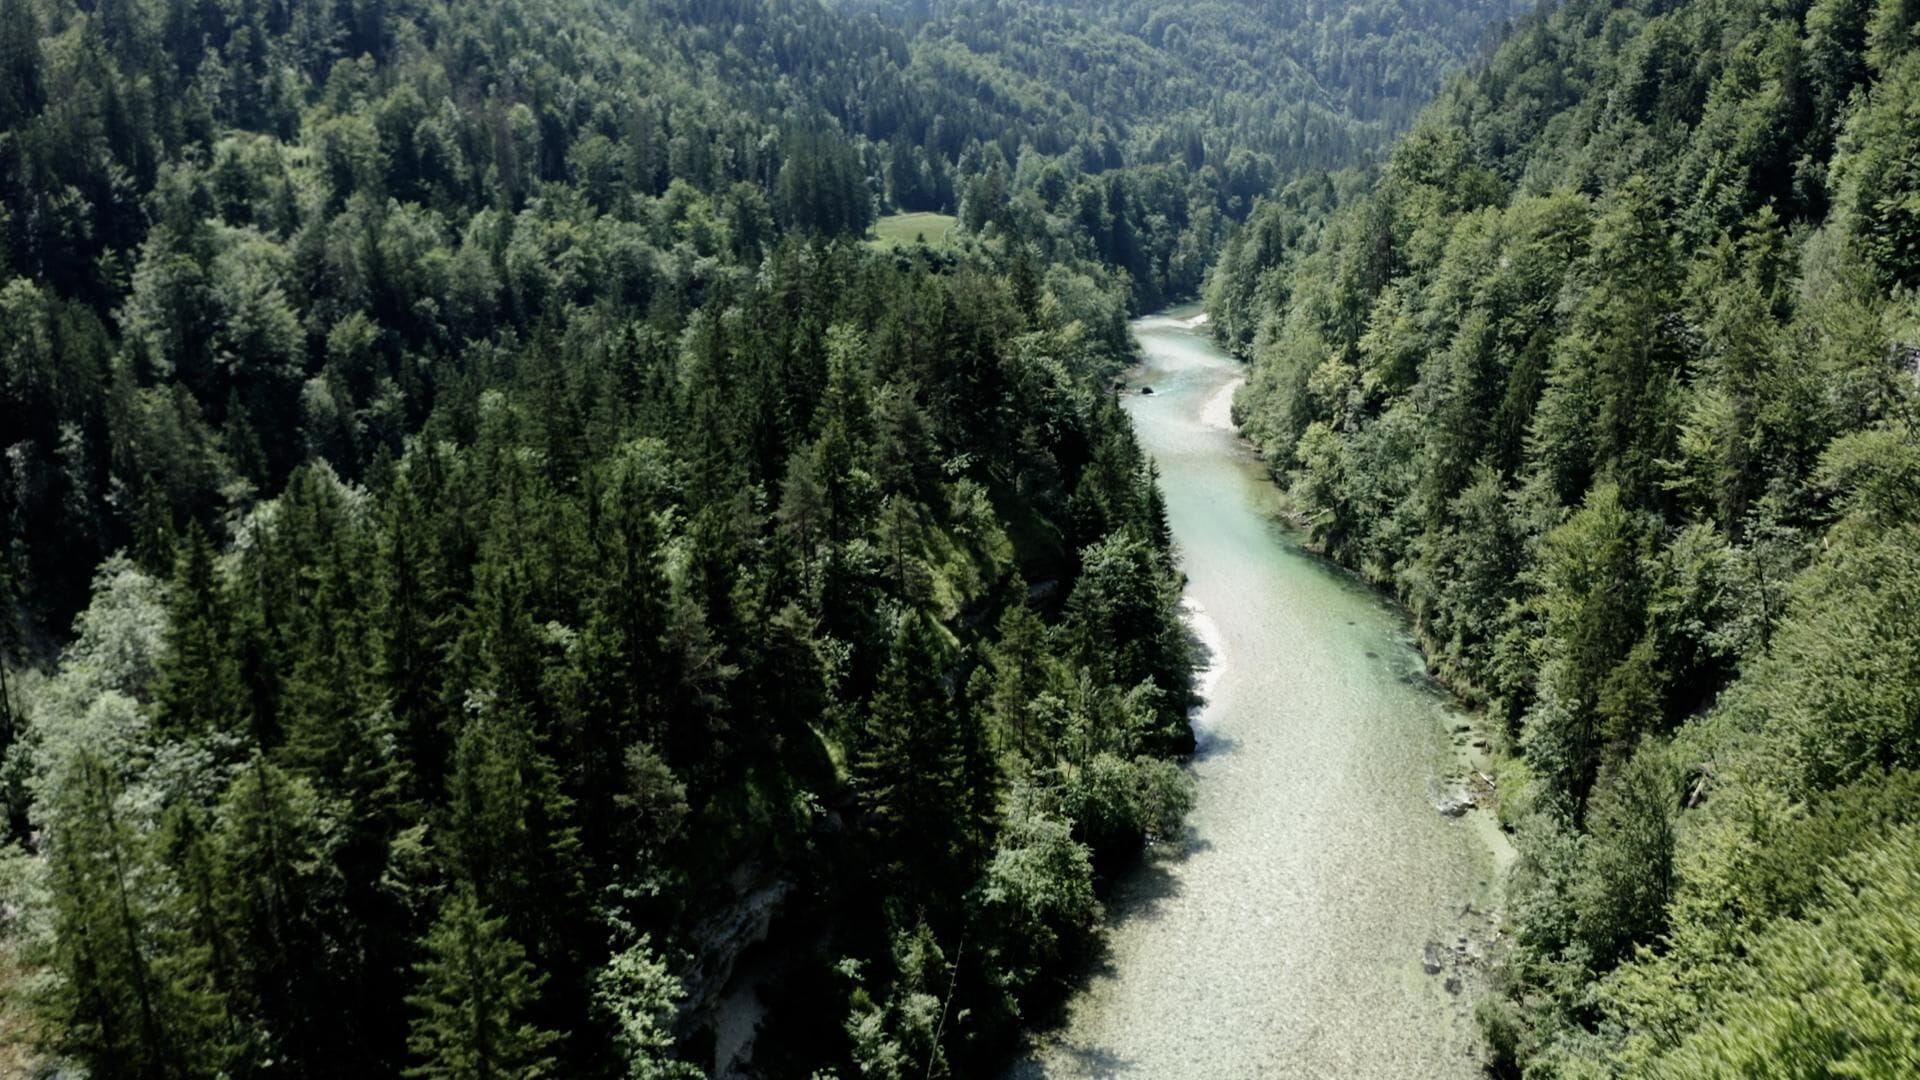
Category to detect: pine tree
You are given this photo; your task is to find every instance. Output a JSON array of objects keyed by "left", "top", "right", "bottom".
[{"left": 405, "top": 887, "right": 559, "bottom": 1080}]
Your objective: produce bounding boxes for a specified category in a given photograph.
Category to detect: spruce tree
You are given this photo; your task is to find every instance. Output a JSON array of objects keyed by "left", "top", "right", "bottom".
[
  {"left": 152, "top": 524, "right": 247, "bottom": 738},
  {"left": 569, "top": 476, "right": 671, "bottom": 856},
  {"left": 214, "top": 755, "right": 358, "bottom": 1074},
  {"left": 0, "top": 0, "right": 44, "bottom": 131},
  {"left": 854, "top": 612, "right": 995, "bottom": 904},
  {"left": 405, "top": 887, "right": 559, "bottom": 1080},
  {"left": 156, "top": 803, "right": 239, "bottom": 1057},
  {"left": 444, "top": 691, "right": 587, "bottom": 1039},
  {"left": 374, "top": 467, "right": 453, "bottom": 797},
  {"left": 977, "top": 601, "right": 1052, "bottom": 761}
]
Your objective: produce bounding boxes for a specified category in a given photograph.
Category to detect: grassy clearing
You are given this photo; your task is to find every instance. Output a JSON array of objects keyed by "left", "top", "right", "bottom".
[{"left": 867, "top": 211, "right": 961, "bottom": 249}]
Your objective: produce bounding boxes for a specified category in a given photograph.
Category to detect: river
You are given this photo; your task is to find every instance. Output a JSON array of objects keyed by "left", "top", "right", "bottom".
[{"left": 1011, "top": 310, "right": 1507, "bottom": 1078}]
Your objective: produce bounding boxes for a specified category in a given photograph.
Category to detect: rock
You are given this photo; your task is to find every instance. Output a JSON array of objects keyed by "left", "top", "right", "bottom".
[
  {"left": 1139, "top": 385, "right": 1154, "bottom": 395},
  {"left": 682, "top": 875, "right": 795, "bottom": 1029},
  {"left": 1423, "top": 942, "right": 1446, "bottom": 975},
  {"left": 1444, "top": 976, "right": 1463, "bottom": 995},
  {"left": 1428, "top": 776, "right": 1477, "bottom": 817}
]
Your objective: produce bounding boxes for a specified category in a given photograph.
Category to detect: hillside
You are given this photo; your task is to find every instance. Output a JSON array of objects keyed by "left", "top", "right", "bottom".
[
  {"left": 849, "top": 0, "right": 1528, "bottom": 161},
  {"left": 1210, "top": 0, "right": 1920, "bottom": 1069},
  {"left": 0, "top": 0, "right": 1528, "bottom": 1077}
]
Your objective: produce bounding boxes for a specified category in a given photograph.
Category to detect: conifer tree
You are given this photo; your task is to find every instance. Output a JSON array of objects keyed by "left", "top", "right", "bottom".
[
  {"left": 0, "top": 557, "right": 24, "bottom": 839},
  {"left": 214, "top": 755, "right": 358, "bottom": 1074},
  {"left": 855, "top": 612, "right": 995, "bottom": 903},
  {"left": 976, "top": 601, "right": 1052, "bottom": 761},
  {"left": 44, "top": 752, "right": 225, "bottom": 1079},
  {"left": 374, "top": 466, "right": 453, "bottom": 797},
  {"left": 0, "top": 0, "right": 44, "bottom": 131},
  {"left": 444, "top": 691, "right": 586, "bottom": 1026},
  {"left": 569, "top": 477, "right": 672, "bottom": 855},
  {"left": 405, "top": 887, "right": 560, "bottom": 1080},
  {"left": 152, "top": 524, "right": 247, "bottom": 738},
  {"left": 155, "top": 803, "right": 238, "bottom": 1055}
]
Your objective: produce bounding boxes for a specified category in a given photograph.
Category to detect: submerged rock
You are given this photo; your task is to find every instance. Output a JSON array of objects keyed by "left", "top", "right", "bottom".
[{"left": 1427, "top": 775, "right": 1478, "bottom": 817}]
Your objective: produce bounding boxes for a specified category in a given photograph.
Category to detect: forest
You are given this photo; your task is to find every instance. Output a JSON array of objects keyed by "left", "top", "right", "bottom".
[
  {"left": 0, "top": 0, "right": 1521, "bottom": 1077},
  {"left": 1210, "top": 0, "right": 1920, "bottom": 1068}
]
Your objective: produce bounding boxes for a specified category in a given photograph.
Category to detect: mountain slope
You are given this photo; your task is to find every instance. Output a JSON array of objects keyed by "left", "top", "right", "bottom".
[
  {"left": 0, "top": 0, "right": 1542, "bottom": 1076},
  {"left": 1211, "top": 0, "right": 1920, "bottom": 1070}
]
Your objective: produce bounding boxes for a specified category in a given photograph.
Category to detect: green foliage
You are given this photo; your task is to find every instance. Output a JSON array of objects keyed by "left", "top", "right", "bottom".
[
  {"left": 1572, "top": 743, "right": 1681, "bottom": 972},
  {"left": 1719, "top": 522, "right": 1920, "bottom": 795},
  {"left": 841, "top": 926, "right": 954, "bottom": 1080},
  {"left": 0, "top": 0, "right": 1544, "bottom": 1073},
  {"left": 975, "top": 810, "right": 1102, "bottom": 1007},
  {"left": 212, "top": 757, "right": 358, "bottom": 1070},
  {"left": 1207, "top": 0, "right": 1920, "bottom": 1065},
  {"left": 40, "top": 751, "right": 226, "bottom": 1080},
  {"left": 405, "top": 888, "right": 560, "bottom": 1080},
  {"left": 151, "top": 527, "right": 246, "bottom": 740},
  {"left": 1521, "top": 483, "right": 1657, "bottom": 806},
  {"left": 1061, "top": 752, "right": 1196, "bottom": 860},
  {"left": 853, "top": 610, "right": 997, "bottom": 907},
  {"left": 592, "top": 937, "right": 701, "bottom": 1080},
  {"left": 1064, "top": 534, "right": 1194, "bottom": 753},
  {"left": 1639, "top": 826, "right": 1920, "bottom": 1077}
]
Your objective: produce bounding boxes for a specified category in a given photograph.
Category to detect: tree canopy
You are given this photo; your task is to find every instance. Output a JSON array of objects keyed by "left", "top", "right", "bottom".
[
  {"left": 0, "top": 0, "right": 1526, "bottom": 1075},
  {"left": 1209, "top": 0, "right": 1920, "bottom": 1068}
]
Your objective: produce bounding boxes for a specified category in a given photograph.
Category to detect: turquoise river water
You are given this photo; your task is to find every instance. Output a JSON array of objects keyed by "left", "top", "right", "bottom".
[{"left": 1011, "top": 309, "right": 1504, "bottom": 1078}]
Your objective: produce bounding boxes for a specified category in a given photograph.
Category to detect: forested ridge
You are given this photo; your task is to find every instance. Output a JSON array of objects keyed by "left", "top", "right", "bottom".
[
  {"left": 1210, "top": 0, "right": 1920, "bottom": 1069},
  {"left": 0, "top": 0, "right": 1521, "bottom": 1076},
  {"left": 842, "top": 0, "right": 1527, "bottom": 166}
]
